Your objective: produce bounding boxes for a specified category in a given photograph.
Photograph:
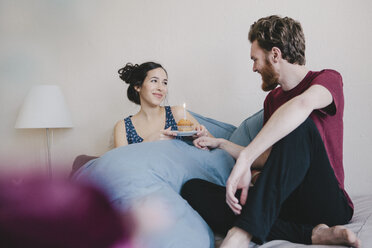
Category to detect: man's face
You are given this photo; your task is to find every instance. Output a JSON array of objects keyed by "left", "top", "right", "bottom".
[{"left": 250, "top": 40, "right": 279, "bottom": 91}]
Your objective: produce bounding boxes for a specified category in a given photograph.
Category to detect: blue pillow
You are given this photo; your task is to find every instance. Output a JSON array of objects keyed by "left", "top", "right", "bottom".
[
  {"left": 73, "top": 140, "right": 235, "bottom": 248},
  {"left": 73, "top": 111, "right": 263, "bottom": 248},
  {"left": 189, "top": 111, "right": 236, "bottom": 139},
  {"left": 228, "top": 109, "right": 263, "bottom": 146}
]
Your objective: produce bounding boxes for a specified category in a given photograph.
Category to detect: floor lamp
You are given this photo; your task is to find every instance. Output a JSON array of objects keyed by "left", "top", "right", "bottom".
[{"left": 15, "top": 85, "right": 73, "bottom": 177}]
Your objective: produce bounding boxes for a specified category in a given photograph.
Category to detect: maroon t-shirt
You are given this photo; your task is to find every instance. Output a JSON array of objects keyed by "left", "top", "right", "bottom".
[{"left": 263, "top": 69, "right": 353, "bottom": 208}]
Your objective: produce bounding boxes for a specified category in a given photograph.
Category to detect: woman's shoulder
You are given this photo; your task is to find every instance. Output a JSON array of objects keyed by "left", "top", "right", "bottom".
[
  {"left": 114, "top": 119, "right": 126, "bottom": 131},
  {"left": 115, "top": 114, "right": 134, "bottom": 129},
  {"left": 114, "top": 119, "right": 128, "bottom": 147}
]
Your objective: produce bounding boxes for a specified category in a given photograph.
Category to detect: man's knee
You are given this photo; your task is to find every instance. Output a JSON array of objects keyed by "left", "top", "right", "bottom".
[
  {"left": 284, "top": 117, "right": 319, "bottom": 142},
  {"left": 271, "top": 117, "right": 321, "bottom": 159},
  {"left": 301, "top": 117, "right": 318, "bottom": 131},
  {"left": 180, "top": 179, "right": 204, "bottom": 202}
]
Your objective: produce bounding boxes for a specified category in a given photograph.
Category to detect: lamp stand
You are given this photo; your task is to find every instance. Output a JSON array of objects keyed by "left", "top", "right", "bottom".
[{"left": 46, "top": 128, "right": 52, "bottom": 178}]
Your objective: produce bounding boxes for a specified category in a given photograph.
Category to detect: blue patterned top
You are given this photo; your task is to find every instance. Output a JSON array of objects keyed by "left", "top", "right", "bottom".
[{"left": 124, "top": 106, "right": 179, "bottom": 144}]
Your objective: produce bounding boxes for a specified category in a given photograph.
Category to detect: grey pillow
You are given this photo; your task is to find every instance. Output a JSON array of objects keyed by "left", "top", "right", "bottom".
[{"left": 228, "top": 109, "right": 263, "bottom": 146}]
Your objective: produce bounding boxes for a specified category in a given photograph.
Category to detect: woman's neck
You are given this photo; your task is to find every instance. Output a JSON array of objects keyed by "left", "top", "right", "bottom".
[{"left": 137, "top": 104, "right": 164, "bottom": 121}]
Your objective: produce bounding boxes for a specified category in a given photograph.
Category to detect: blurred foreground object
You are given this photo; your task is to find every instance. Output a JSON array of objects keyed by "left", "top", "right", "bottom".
[{"left": 0, "top": 177, "right": 131, "bottom": 248}]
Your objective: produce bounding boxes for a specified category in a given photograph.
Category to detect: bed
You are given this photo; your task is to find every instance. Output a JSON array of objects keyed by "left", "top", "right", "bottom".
[{"left": 72, "top": 110, "right": 372, "bottom": 248}]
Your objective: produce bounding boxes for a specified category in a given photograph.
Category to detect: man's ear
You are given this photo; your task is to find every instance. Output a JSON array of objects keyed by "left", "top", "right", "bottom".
[{"left": 272, "top": 47, "right": 282, "bottom": 62}]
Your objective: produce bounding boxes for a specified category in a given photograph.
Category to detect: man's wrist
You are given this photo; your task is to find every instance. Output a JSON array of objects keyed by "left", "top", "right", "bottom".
[
  {"left": 218, "top": 138, "right": 227, "bottom": 149},
  {"left": 237, "top": 150, "right": 254, "bottom": 167}
]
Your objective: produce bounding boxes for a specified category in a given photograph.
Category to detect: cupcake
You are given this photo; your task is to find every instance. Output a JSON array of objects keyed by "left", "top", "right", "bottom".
[{"left": 177, "top": 119, "right": 194, "bottom": 131}]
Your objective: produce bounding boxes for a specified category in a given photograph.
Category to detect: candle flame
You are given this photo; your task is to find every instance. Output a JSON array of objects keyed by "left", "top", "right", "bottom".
[{"left": 183, "top": 103, "right": 186, "bottom": 119}]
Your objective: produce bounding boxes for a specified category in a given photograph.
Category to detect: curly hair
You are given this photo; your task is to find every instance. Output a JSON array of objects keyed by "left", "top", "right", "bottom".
[
  {"left": 118, "top": 62, "right": 167, "bottom": 105},
  {"left": 248, "top": 15, "right": 306, "bottom": 65}
]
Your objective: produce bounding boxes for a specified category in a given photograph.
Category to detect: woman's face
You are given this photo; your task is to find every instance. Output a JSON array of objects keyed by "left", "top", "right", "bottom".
[{"left": 137, "top": 68, "right": 168, "bottom": 106}]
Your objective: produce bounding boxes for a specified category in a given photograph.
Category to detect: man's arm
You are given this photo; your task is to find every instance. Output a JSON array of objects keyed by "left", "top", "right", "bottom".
[
  {"left": 240, "top": 84, "right": 333, "bottom": 167},
  {"left": 195, "top": 137, "right": 271, "bottom": 170},
  {"left": 219, "top": 139, "right": 245, "bottom": 159},
  {"left": 193, "top": 136, "right": 245, "bottom": 158},
  {"left": 226, "top": 84, "right": 333, "bottom": 214},
  {"left": 220, "top": 140, "right": 271, "bottom": 169}
]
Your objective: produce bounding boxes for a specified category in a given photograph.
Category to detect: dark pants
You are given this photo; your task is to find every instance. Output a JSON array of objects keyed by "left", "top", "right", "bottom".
[{"left": 181, "top": 118, "right": 353, "bottom": 244}]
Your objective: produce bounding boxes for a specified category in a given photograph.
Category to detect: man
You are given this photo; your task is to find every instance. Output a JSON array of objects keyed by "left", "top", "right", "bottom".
[{"left": 181, "top": 15, "right": 361, "bottom": 247}]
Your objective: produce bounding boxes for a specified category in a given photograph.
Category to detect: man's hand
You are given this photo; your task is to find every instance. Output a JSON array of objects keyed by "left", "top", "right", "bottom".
[
  {"left": 193, "top": 136, "right": 222, "bottom": 150},
  {"left": 193, "top": 124, "right": 208, "bottom": 138},
  {"left": 226, "top": 156, "right": 252, "bottom": 215}
]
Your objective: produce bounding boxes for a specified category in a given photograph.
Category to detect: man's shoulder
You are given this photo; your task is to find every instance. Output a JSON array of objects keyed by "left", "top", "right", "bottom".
[
  {"left": 316, "top": 69, "right": 342, "bottom": 79},
  {"left": 310, "top": 69, "right": 344, "bottom": 98},
  {"left": 309, "top": 69, "right": 343, "bottom": 88}
]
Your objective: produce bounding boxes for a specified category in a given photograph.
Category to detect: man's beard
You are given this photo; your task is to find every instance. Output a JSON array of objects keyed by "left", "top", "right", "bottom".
[{"left": 261, "top": 59, "right": 279, "bottom": 92}]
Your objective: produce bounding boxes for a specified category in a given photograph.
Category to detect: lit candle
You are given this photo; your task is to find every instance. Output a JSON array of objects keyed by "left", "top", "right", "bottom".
[{"left": 183, "top": 103, "right": 187, "bottom": 119}]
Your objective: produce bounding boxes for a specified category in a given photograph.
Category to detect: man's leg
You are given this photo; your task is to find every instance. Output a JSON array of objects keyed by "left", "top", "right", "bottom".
[
  {"left": 311, "top": 224, "right": 361, "bottom": 247},
  {"left": 181, "top": 179, "right": 360, "bottom": 247},
  {"left": 181, "top": 181, "right": 359, "bottom": 247},
  {"left": 181, "top": 179, "right": 237, "bottom": 236},
  {"left": 229, "top": 118, "right": 352, "bottom": 243},
  {"left": 182, "top": 118, "right": 357, "bottom": 245},
  {"left": 181, "top": 179, "right": 315, "bottom": 244}
]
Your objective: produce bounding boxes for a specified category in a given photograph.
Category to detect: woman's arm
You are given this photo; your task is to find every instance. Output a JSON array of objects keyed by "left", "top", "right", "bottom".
[{"left": 114, "top": 120, "right": 128, "bottom": 147}]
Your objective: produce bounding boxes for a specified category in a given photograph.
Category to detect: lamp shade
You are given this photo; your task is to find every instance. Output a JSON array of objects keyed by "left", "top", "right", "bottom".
[{"left": 15, "top": 85, "right": 73, "bottom": 129}]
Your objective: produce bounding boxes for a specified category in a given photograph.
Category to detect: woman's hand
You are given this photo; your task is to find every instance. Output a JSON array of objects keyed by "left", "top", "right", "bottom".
[
  {"left": 193, "top": 136, "right": 222, "bottom": 150},
  {"left": 160, "top": 127, "right": 177, "bottom": 140}
]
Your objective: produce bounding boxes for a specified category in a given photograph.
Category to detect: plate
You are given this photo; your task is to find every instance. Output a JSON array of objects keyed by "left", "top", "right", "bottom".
[{"left": 174, "top": 130, "right": 197, "bottom": 136}]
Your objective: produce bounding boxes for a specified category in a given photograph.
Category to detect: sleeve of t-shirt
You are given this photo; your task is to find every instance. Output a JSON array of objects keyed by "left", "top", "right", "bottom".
[
  {"left": 263, "top": 93, "right": 272, "bottom": 124},
  {"left": 311, "top": 69, "right": 343, "bottom": 116}
]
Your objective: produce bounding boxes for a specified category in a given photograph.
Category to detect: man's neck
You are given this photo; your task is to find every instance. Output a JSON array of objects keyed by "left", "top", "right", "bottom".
[{"left": 278, "top": 64, "right": 309, "bottom": 91}]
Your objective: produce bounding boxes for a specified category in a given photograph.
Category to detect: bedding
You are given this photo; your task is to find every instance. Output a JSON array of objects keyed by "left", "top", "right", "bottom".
[
  {"left": 72, "top": 110, "right": 371, "bottom": 248},
  {"left": 250, "top": 194, "right": 372, "bottom": 248}
]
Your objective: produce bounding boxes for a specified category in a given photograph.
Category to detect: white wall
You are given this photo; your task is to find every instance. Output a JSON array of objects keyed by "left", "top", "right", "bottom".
[{"left": 0, "top": 0, "right": 371, "bottom": 196}]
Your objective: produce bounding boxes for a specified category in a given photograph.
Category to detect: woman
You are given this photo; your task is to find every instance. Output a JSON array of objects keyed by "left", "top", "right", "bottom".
[{"left": 114, "top": 61, "right": 210, "bottom": 147}]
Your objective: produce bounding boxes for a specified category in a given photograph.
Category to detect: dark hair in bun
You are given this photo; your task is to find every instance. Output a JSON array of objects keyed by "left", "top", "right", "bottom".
[{"left": 118, "top": 62, "right": 167, "bottom": 105}]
